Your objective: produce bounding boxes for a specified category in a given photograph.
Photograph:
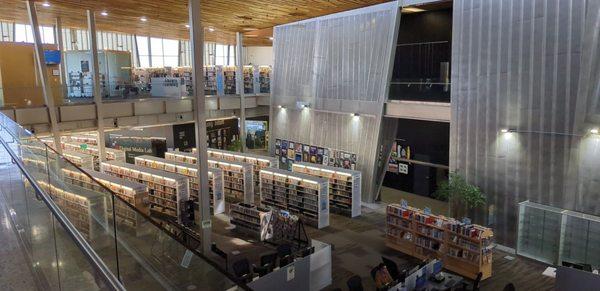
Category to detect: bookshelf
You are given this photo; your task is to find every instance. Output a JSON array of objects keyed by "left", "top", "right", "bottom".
[
  {"left": 165, "top": 150, "right": 254, "bottom": 204},
  {"left": 291, "top": 162, "right": 361, "bottom": 217},
  {"left": 243, "top": 66, "right": 254, "bottom": 94},
  {"left": 202, "top": 148, "right": 278, "bottom": 190},
  {"left": 229, "top": 203, "right": 272, "bottom": 241},
  {"left": 43, "top": 140, "right": 126, "bottom": 170},
  {"left": 258, "top": 65, "right": 271, "bottom": 93},
  {"left": 259, "top": 168, "right": 329, "bottom": 229},
  {"left": 101, "top": 160, "right": 192, "bottom": 224},
  {"left": 62, "top": 150, "right": 94, "bottom": 169},
  {"left": 62, "top": 134, "right": 99, "bottom": 145},
  {"left": 205, "top": 65, "right": 218, "bottom": 95},
  {"left": 385, "top": 204, "right": 493, "bottom": 280},
  {"left": 38, "top": 180, "right": 93, "bottom": 240},
  {"left": 223, "top": 66, "right": 236, "bottom": 95},
  {"left": 133, "top": 155, "right": 225, "bottom": 217}
]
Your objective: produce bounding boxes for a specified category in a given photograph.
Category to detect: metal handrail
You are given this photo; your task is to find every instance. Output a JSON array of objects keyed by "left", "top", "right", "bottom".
[{"left": 0, "top": 135, "right": 126, "bottom": 291}]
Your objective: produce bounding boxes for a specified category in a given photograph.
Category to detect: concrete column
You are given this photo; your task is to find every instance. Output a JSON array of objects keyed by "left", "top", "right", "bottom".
[
  {"left": 87, "top": 10, "right": 107, "bottom": 162},
  {"left": 54, "top": 17, "right": 68, "bottom": 100},
  {"left": 189, "top": 0, "right": 211, "bottom": 254},
  {"left": 235, "top": 32, "right": 246, "bottom": 152},
  {"left": 26, "top": 0, "right": 62, "bottom": 153}
]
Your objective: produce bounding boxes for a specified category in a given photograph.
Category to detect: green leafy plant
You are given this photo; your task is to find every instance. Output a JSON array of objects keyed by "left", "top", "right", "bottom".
[
  {"left": 227, "top": 140, "right": 243, "bottom": 152},
  {"left": 435, "top": 173, "right": 486, "bottom": 217}
]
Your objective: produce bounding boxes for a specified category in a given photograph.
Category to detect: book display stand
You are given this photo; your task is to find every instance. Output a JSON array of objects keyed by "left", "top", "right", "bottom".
[
  {"left": 386, "top": 204, "right": 493, "bottom": 280},
  {"left": 229, "top": 203, "right": 272, "bottom": 241}
]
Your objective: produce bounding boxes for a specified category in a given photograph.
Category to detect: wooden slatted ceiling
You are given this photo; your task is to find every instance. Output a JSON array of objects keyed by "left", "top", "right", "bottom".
[{"left": 0, "top": 0, "right": 389, "bottom": 46}]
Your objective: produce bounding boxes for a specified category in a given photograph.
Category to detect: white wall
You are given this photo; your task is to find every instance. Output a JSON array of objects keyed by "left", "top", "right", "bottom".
[{"left": 244, "top": 46, "right": 273, "bottom": 66}]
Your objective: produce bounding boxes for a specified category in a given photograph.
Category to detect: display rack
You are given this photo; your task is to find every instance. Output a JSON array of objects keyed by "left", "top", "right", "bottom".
[
  {"left": 223, "top": 66, "right": 236, "bottom": 94},
  {"left": 101, "top": 160, "right": 192, "bottom": 224},
  {"left": 165, "top": 150, "right": 254, "bottom": 204},
  {"left": 259, "top": 168, "right": 329, "bottom": 229},
  {"left": 243, "top": 66, "right": 254, "bottom": 94},
  {"left": 204, "top": 66, "right": 218, "bottom": 95},
  {"left": 62, "top": 168, "right": 149, "bottom": 228},
  {"left": 203, "top": 148, "right": 278, "bottom": 189},
  {"left": 229, "top": 202, "right": 272, "bottom": 241},
  {"left": 291, "top": 162, "right": 361, "bottom": 217},
  {"left": 62, "top": 134, "right": 99, "bottom": 145},
  {"left": 258, "top": 65, "right": 271, "bottom": 93},
  {"left": 385, "top": 204, "right": 494, "bottom": 280},
  {"left": 38, "top": 181, "right": 93, "bottom": 240},
  {"left": 133, "top": 155, "right": 225, "bottom": 217}
]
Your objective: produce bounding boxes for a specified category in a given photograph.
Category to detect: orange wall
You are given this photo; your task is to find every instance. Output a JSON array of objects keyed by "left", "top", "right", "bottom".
[{"left": 0, "top": 42, "right": 63, "bottom": 107}]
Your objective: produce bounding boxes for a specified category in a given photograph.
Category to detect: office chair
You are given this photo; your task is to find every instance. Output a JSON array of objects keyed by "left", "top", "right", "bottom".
[
  {"left": 232, "top": 258, "right": 252, "bottom": 283},
  {"left": 277, "top": 243, "right": 292, "bottom": 258},
  {"left": 503, "top": 283, "right": 516, "bottom": 291},
  {"left": 460, "top": 272, "right": 482, "bottom": 291},
  {"left": 346, "top": 275, "right": 364, "bottom": 291},
  {"left": 381, "top": 256, "right": 402, "bottom": 281},
  {"left": 253, "top": 252, "right": 278, "bottom": 277}
]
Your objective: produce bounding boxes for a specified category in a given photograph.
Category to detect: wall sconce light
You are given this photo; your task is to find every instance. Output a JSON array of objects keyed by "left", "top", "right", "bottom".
[
  {"left": 302, "top": 104, "right": 310, "bottom": 109},
  {"left": 277, "top": 105, "right": 282, "bottom": 109},
  {"left": 591, "top": 128, "right": 599, "bottom": 135},
  {"left": 500, "top": 129, "right": 509, "bottom": 133},
  {"left": 351, "top": 113, "right": 360, "bottom": 118}
]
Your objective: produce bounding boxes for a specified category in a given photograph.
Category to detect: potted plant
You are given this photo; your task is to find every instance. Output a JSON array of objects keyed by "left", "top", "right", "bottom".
[
  {"left": 227, "top": 140, "right": 243, "bottom": 152},
  {"left": 434, "top": 173, "right": 486, "bottom": 219}
]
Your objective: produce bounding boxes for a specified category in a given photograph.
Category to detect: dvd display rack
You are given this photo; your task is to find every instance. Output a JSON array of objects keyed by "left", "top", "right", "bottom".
[
  {"left": 258, "top": 66, "right": 271, "bottom": 93},
  {"left": 203, "top": 148, "right": 278, "bottom": 189},
  {"left": 134, "top": 155, "right": 225, "bottom": 217},
  {"left": 259, "top": 168, "right": 329, "bottom": 229},
  {"left": 243, "top": 66, "right": 254, "bottom": 94},
  {"left": 223, "top": 66, "right": 236, "bottom": 94},
  {"left": 165, "top": 150, "right": 254, "bottom": 203},
  {"left": 38, "top": 180, "right": 93, "bottom": 240},
  {"left": 205, "top": 66, "right": 217, "bottom": 95},
  {"left": 101, "top": 160, "right": 191, "bottom": 224},
  {"left": 291, "top": 162, "right": 361, "bottom": 218},
  {"left": 229, "top": 203, "right": 273, "bottom": 241},
  {"left": 385, "top": 204, "right": 494, "bottom": 280}
]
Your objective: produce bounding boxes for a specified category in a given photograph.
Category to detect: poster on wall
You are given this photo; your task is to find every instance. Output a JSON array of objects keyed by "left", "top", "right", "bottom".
[
  {"left": 388, "top": 140, "right": 411, "bottom": 174},
  {"left": 245, "top": 120, "right": 267, "bottom": 149},
  {"left": 273, "top": 139, "right": 358, "bottom": 170}
]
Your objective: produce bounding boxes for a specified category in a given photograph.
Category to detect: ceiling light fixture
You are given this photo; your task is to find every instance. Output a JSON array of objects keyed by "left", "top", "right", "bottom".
[
  {"left": 351, "top": 113, "right": 360, "bottom": 117},
  {"left": 42, "top": 2, "right": 50, "bottom": 7},
  {"left": 402, "top": 6, "right": 426, "bottom": 13},
  {"left": 100, "top": 11, "right": 108, "bottom": 16},
  {"left": 140, "top": 17, "right": 147, "bottom": 22},
  {"left": 208, "top": 27, "right": 215, "bottom": 32},
  {"left": 185, "top": 24, "right": 190, "bottom": 28},
  {"left": 269, "top": 37, "right": 274, "bottom": 40}
]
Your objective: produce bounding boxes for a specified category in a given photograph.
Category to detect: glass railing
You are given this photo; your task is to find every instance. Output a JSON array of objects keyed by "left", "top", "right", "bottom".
[{"left": 0, "top": 113, "right": 245, "bottom": 290}]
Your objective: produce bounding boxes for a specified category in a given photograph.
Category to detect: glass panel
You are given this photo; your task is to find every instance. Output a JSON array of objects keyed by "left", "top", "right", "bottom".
[{"left": 517, "top": 201, "right": 563, "bottom": 264}]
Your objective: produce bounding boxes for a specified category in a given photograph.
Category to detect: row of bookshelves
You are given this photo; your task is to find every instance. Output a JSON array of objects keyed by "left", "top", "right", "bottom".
[
  {"left": 22, "top": 143, "right": 95, "bottom": 169},
  {"left": 259, "top": 168, "right": 329, "bottom": 229},
  {"left": 134, "top": 155, "right": 225, "bottom": 218},
  {"left": 42, "top": 139, "right": 126, "bottom": 170},
  {"left": 385, "top": 204, "right": 494, "bottom": 280},
  {"left": 101, "top": 160, "right": 191, "bottom": 224},
  {"left": 229, "top": 203, "right": 272, "bottom": 241},
  {"left": 165, "top": 150, "right": 254, "bottom": 204},
  {"left": 291, "top": 162, "right": 361, "bottom": 218},
  {"left": 38, "top": 181, "right": 93, "bottom": 240},
  {"left": 61, "top": 134, "right": 99, "bottom": 145},
  {"left": 201, "top": 148, "right": 278, "bottom": 190}
]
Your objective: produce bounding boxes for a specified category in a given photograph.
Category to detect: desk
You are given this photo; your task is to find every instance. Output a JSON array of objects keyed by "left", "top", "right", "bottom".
[{"left": 422, "top": 272, "right": 464, "bottom": 291}]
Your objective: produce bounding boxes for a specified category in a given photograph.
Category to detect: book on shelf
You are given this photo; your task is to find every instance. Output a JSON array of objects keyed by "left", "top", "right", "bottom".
[
  {"left": 292, "top": 162, "right": 361, "bottom": 218},
  {"left": 259, "top": 167, "right": 329, "bottom": 229},
  {"left": 385, "top": 203, "right": 494, "bottom": 280},
  {"left": 229, "top": 202, "right": 273, "bottom": 241}
]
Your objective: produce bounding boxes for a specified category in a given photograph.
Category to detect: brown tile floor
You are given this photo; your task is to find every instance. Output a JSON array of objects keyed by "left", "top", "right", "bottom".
[{"left": 212, "top": 188, "right": 556, "bottom": 291}]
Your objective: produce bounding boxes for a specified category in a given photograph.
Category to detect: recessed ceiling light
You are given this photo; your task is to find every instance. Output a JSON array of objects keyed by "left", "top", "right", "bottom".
[
  {"left": 403, "top": 6, "right": 426, "bottom": 13},
  {"left": 207, "top": 27, "right": 215, "bottom": 32},
  {"left": 269, "top": 37, "right": 274, "bottom": 40},
  {"left": 185, "top": 24, "right": 190, "bottom": 28},
  {"left": 100, "top": 11, "right": 108, "bottom": 16},
  {"left": 42, "top": 2, "right": 50, "bottom": 7},
  {"left": 140, "top": 17, "right": 147, "bottom": 22},
  {"left": 242, "top": 28, "right": 257, "bottom": 31}
]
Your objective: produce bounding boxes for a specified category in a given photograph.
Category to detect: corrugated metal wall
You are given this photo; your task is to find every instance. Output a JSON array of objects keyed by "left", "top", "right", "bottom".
[
  {"left": 271, "top": 2, "right": 401, "bottom": 201},
  {"left": 451, "top": 0, "right": 600, "bottom": 247}
]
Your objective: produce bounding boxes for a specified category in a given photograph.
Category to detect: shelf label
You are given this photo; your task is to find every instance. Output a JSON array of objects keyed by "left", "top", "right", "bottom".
[
  {"left": 424, "top": 207, "right": 431, "bottom": 215},
  {"left": 201, "top": 220, "right": 212, "bottom": 229},
  {"left": 181, "top": 250, "right": 193, "bottom": 268},
  {"left": 400, "top": 199, "right": 408, "bottom": 208},
  {"left": 80, "top": 144, "right": 88, "bottom": 150},
  {"left": 286, "top": 265, "right": 295, "bottom": 281}
]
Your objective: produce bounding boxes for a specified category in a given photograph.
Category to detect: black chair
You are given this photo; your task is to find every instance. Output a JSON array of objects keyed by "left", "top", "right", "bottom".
[
  {"left": 211, "top": 243, "right": 228, "bottom": 272},
  {"left": 277, "top": 243, "right": 292, "bottom": 258},
  {"left": 347, "top": 275, "right": 364, "bottom": 291},
  {"left": 381, "top": 256, "right": 401, "bottom": 281},
  {"left": 253, "top": 252, "right": 278, "bottom": 277},
  {"left": 503, "top": 283, "right": 516, "bottom": 291},
  {"left": 232, "top": 258, "right": 252, "bottom": 283},
  {"left": 279, "top": 254, "right": 293, "bottom": 267},
  {"left": 460, "top": 272, "right": 482, "bottom": 291}
]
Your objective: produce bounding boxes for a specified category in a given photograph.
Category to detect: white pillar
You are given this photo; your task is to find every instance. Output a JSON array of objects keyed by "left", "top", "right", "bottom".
[
  {"left": 235, "top": 32, "right": 246, "bottom": 152},
  {"left": 87, "top": 10, "right": 107, "bottom": 162},
  {"left": 189, "top": 0, "right": 211, "bottom": 254},
  {"left": 54, "top": 17, "right": 68, "bottom": 100},
  {"left": 26, "top": 0, "right": 61, "bottom": 153}
]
